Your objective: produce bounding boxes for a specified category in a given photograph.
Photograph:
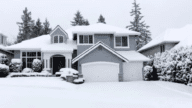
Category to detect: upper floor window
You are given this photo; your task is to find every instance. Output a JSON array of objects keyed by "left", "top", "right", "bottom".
[
  {"left": 115, "top": 36, "right": 129, "bottom": 48},
  {"left": 79, "top": 35, "right": 93, "bottom": 45},
  {"left": 54, "top": 36, "right": 64, "bottom": 43}
]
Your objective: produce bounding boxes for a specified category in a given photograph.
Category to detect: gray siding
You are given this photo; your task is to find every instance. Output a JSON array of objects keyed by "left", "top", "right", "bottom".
[
  {"left": 140, "top": 43, "right": 178, "bottom": 57},
  {"left": 94, "top": 34, "right": 113, "bottom": 48},
  {"left": 50, "top": 28, "right": 68, "bottom": 44},
  {"left": 77, "top": 34, "right": 137, "bottom": 55},
  {"left": 14, "top": 50, "right": 20, "bottom": 58},
  {"left": 78, "top": 46, "right": 124, "bottom": 79}
]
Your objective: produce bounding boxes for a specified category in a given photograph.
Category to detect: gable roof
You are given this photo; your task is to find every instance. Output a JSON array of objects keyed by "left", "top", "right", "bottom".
[
  {"left": 117, "top": 51, "right": 151, "bottom": 61},
  {"left": 72, "top": 23, "right": 141, "bottom": 35},
  {"left": 72, "top": 41, "right": 129, "bottom": 64},
  {"left": 50, "top": 25, "right": 69, "bottom": 39},
  {"left": 138, "top": 24, "right": 192, "bottom": 52}
]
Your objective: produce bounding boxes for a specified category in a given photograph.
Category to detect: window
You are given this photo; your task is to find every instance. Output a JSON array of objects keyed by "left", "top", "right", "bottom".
[
  {"left": 54, "top": 36, "right": 64, "bottom": 43},
  {"left": 1, "top": 36, "right": 3, "bottom": 44},
  {"left": 78, "top": 35, "right": 93, "bottom": 44},
  {"left": 160, "top": 45, "right": 165, "bottom": 53},
  {"left": 22, "top": 51, "right": 41, "bottom": 69},
  {"left": 54, "top": 36, "right": 58, "bottom": 43},
  {"left": 59, "top": 36, "right": 63, "bottom": 43},
  {"left": 115, "top": 36, "right": 129, "bottom": 48}
]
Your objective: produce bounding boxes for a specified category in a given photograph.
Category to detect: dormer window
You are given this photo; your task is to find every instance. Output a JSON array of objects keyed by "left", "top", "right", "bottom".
[
  {"left": 54, "top": 36, "right": 64, "bottom": 43},
  {"left": 114, "top": 36, "right": 129, "bottom": 48}
]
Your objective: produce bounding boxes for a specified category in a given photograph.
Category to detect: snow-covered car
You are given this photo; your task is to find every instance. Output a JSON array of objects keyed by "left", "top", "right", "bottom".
[{"left": 57, "top": 68, "right": 79, "bottom": 79}]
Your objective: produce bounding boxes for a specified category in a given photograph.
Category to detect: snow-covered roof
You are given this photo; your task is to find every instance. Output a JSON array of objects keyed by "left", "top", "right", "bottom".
[
  {"left": 72, "top": 23, "right": 140, "bottom": 35},
  {"left": 117, "top": 51, "right": 151, "bottom": 61},
  {"left": 138, "top": 24, "right": 192, "bottom": 52},
  {"left": 5, "top": 28, "right": 77, "bottom": 51},
  {"left": 173, "top": 32, "right": 192, "bottom": 49},
  {"left": 72, "top": 41, "right": 129, "bottom": 64}
]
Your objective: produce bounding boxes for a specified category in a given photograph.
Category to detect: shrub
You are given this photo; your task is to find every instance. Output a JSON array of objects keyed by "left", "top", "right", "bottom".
[
  {"left": 32, "top": 59, "right": 42, "bottom": 72},
  {"left": 0, "top": 53, "right": 8, "bottom": 65},
  {"left": 0, "top": 64, "right": 9, "bottom": 77},
  {"left": 143, "top": 65, "right": 153, "bottom": 81},
  {"left": 9, "top": 59, "right": 22, "bottom": 72}
]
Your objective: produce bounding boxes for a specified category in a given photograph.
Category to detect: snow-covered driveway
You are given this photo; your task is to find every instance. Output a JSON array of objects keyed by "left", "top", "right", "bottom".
[{"left": 0, "top": 77, "right": 192, "bottom": 108}]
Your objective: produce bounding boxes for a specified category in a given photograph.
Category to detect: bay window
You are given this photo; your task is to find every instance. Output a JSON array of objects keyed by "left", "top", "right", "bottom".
[{"left": 22, "top": 51, "right": 41, "bottom": 69}]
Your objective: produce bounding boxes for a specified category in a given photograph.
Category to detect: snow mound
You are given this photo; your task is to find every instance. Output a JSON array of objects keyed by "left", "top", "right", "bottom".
[
  {"left": 22, "top": 68, "right": 33, "bottom": 73},
  {"left": 11, "top": 59, "right": 22, "bottom": 64},
  {"left": 0, "top": 64, "right": 9, "bottom": 70}
]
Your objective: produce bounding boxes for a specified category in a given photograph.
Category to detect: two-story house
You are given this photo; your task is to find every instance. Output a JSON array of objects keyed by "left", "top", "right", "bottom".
[
  {"left": 6, "top": 23, "right": 150, "bottom": 82},
  {"left": 0, "top": 32, "right": 14, "bottom": 63}
]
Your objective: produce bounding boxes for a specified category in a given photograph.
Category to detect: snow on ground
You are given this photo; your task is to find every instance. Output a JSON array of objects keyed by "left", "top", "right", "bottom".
[{"left": 0, "top": 77, "right": 192, "bottom": 108}]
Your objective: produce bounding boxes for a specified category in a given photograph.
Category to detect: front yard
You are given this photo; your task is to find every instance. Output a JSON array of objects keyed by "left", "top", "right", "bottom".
[{"left": 0, "top": 77, "right": 192, "bottom": 108}]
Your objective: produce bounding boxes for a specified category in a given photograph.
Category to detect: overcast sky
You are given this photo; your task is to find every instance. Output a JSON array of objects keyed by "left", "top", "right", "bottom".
[{"left": 1, "top": 0, "right": 192, "bottom": 42}]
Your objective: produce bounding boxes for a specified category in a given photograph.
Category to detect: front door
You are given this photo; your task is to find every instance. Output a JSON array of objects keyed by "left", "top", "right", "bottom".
[{"left": 53, "top": 57, "right": 65, "bottom": 74}]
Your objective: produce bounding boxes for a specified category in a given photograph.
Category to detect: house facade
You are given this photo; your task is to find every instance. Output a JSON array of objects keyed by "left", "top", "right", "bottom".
[{"left": 6, "top": 24, "right": 150, "bottom": 82}]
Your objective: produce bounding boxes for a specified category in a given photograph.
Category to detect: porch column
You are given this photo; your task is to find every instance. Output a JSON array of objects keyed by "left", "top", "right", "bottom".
[
  {"left": 69, "top": 59, "right": 71, "bottom": 68},
  {"left": 47, "top": 59, "right": 50, "bottom": 68},
  {"left": 44, "top": 59, "right": 46, "bottom": 68},
  {"left": 65, "top": 58, "right": 68, "bottom": 68}
]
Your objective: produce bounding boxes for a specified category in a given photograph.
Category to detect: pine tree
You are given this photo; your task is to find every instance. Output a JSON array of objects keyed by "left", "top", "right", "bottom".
[
  {"left": 97, "top": 14, "right": 106, "bottom": 24},
  {"left": 84, "top": 19, "right": 90, "bottom": 25},
  {"left": 33, "top": 18, "right": 43, "bottom": 37},
  {"left": 17, "top": 7, "right": 34, "bottom": 43},
  {"left": 71, "top": 11, "right": 85, "bottom": 26},
  {"left": 43, "top": 18, "right": 52, "bottom": 34},
  {"left": 127, "top": 0, "right": 151, "bottom": 49}
]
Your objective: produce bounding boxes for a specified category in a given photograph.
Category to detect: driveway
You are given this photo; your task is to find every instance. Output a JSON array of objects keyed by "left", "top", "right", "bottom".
[{"left": 0, "top": 77, "right": 192, "bottom": 108}]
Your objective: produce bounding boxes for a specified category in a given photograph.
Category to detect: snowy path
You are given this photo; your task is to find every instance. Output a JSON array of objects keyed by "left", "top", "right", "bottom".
[{"left": 0, "top": 78, "right": 192, "bottom": 108}]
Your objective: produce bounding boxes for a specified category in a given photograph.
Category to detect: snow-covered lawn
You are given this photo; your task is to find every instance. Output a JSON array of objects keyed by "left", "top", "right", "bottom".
[{"left": 0, "top": 78, "right": 192, "bottom": 108}]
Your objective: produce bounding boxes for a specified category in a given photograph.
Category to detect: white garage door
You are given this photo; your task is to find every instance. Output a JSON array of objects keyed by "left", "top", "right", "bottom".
[
  {"left": 82, "top": 62, "right": 119, "bottom": 82},
  {"left": 123, "top": 61, "right": 143, "bottom": 81}
]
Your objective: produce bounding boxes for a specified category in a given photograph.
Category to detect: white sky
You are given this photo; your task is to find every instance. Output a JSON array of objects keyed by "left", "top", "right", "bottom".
[{"left": 1, "top": 0, "right": 192, "bottom": 42}]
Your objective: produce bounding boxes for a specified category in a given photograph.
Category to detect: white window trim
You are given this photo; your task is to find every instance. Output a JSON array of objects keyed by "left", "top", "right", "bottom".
[
  {"left": 21, "top": 51, "right": 42, "bottom": 68},
  {"left": 114, "top": 35, "right": 130, "bottom": 49},
  {"left": 53, "top": 35, "right": 64, "bottom": 43},
  {"left": 77, "top": 34, "right": 94, "bottom": 45}
]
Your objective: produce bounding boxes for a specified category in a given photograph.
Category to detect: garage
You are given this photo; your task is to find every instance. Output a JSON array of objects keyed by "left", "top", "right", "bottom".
[
  {"left": 82, "top": 62, "right": 119, "bottom": 82},
  {"left": 123, "top": 61, "right": 144, "bottom": 81}
]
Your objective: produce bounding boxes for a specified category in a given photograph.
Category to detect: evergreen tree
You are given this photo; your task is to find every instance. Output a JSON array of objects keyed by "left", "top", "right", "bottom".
[
  {"left": 97, "top": 14, "right": 106, "bottom": 24},
  {"left": 33, "top": 18, "right": 43, "bottom": 37},
  {"left": 17, "top": 7, "right": 34, "bottom": 43},
  {"left": 84, "top": 19, "right": 90, "bottom": 25},
  {"left": 43, "top": 18, "right": 52, "bottom": 34},
  {"left": 71, "top": 11, "right": 85, "bottom": 26},
  {"left": 127, "top": 0, "right": 151, "bottom": 49}
]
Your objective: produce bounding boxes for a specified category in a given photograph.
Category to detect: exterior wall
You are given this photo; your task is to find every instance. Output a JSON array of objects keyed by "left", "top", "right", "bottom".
[
  {"left": 77, "top": 34, "right": 137, "bottom": 55},
  {"left": 14, "top": 50, "right": 20, "bottom": 58},
  {"left": 0, "top": 34, "right": 7, "bottom": 46},
  {"left": 140, "top": 43, "right": 178, "bottom": 57},
  {"left": 94, "top": 34, "right": 113, "bottom": 48},
  {"left": 50, "top": 28, "right": 68, "bottom": 44},
  {"left": 78, "top": 46, "right": 124, "bottom": 81}
]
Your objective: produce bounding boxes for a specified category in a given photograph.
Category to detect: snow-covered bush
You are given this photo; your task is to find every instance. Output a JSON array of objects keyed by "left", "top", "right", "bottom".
[
  {"left": 152, "top": 46, "right": 192, "bottom": 85},
  {"left": 0, "top": 64, "right": 9, "bottom": 77},
  {"left": 32, "top": 59, "right": 42, "bottom": 72},
  {"left": 9, "top": 59, "right": 22, "bottom": 72},
  {"left": 143, "top": 65, "right": 153, "bottom": 81},
  {"left": 22, "top": 68, "right": 34, "bottom": 73},
  {"left": 0, "top": 53, "right": 8, "bottom": 65}
]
